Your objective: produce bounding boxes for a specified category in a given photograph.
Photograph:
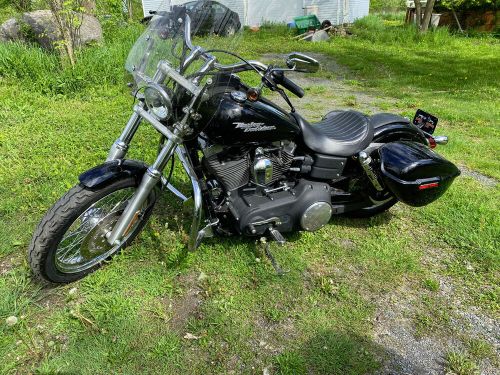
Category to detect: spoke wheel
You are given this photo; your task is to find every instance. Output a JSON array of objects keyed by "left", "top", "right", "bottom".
[
  {"left": 28, "top": 177, "right": 158, "bottom": 283},
  {"left": 54, "top": 188, "right": 141, "bottom": 274}
]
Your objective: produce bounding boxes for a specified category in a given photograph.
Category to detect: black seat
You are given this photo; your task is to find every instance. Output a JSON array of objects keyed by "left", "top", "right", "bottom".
[{"left": 292, "top": 110, "right": 374, "bottom": 157}]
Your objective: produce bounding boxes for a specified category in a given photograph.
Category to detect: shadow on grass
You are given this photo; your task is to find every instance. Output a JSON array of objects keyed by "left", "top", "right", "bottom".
[
  {"left": 149, "top": 188, "right": 396, "bottom": 265},
  {"left": 275, "top": 329, "right": 431, "bottom": 374}
]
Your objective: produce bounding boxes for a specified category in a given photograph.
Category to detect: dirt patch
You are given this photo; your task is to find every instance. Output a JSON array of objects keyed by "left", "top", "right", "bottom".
[
  {"left": 373, "top": 289, "right": 456, "bottom": 375},
  {"left": 459, "top": 165, "right": 498, "bottom": 187},
  {"left": 261, "top": 52, "right": 397, "bottom": 118},
  {"left": 166, "top": 272, "right": 204, "bottom": 333},
  {"left": 0, "top": 255, "right": 15, "bottom": 275}
]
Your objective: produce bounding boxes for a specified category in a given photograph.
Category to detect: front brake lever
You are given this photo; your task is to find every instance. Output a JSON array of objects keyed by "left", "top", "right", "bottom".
[
  {"left": 276, "top": 87, "right": 295, "bottom": 113},
  {"left": 262, "top": 67, "right": 296, "bottom": 113}
]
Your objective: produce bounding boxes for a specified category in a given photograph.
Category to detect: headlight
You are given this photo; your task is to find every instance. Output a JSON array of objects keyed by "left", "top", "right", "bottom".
[{"left": 144, "top": 83, "right": 173, "bottom": 121}]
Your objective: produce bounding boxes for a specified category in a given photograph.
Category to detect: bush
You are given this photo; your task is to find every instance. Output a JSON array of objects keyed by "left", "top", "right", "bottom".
[
  {"left": 352, "top": 14, "right": 456, "bottom": 45},
  {"left": 0, "top": 23, "right": 143, "bottom": 95},
  {"left": 370, "top": 0, "right": 406, "bottom": 12}
]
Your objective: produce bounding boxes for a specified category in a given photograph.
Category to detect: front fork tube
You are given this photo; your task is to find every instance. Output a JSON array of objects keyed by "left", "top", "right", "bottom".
[
  {"left": 106, "top": 104, "right": 144, "bottom": 161},
  {"left": 106, "top": 139, "right": 177, "bottom": 246}
]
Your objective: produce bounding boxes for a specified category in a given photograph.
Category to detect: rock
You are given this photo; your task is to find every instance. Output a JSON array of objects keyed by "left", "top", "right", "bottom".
[
  {"left": 311, "top": 30, "right": 330, "bottom": 42},
  {"left": 68, "top": 287, "right": 78, "bottom": 296},
  {"left": 197, "top": 272, "right": 208, "bottom": 282},
  {"left": 0, "top": 18, "right": 23, "bottom": 42},
  {"left": 21, "top": 10, "right": 60, "bottom": 49},
  {"left": 5, "top": 316, "right": 18, "bottom": 327},
  {"left": 78, "top": 14, "right": 103, "bottom": 46},
  {"left": 20, "top": 10, "right": 102, "bottom": 50},
  {"left": 183, "top": 332, "right": 200, "bottom": 340}
]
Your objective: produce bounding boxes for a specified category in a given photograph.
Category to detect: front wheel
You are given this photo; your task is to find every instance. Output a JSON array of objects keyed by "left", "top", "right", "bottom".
[{"left": 28, "top": 177, "right": 158, "bottom": 283}]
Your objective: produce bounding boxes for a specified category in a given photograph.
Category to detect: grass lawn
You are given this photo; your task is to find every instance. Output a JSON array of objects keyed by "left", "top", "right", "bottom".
[{"left": 0, "top": 14, "right": 499, "bottom": 374}]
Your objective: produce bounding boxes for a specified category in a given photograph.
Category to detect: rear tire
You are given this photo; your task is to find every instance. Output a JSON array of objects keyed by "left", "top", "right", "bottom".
[
  {"left": 28, "top": 178, "right": 157, "bottom": 284},
  {"left": 345, "top": 195, "right": 397, "bottom": 218}
]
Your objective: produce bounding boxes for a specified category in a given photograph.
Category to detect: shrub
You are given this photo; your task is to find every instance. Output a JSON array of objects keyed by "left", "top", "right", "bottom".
[{"left": 0, "top": 23, "right": 143, "bottom": 95}]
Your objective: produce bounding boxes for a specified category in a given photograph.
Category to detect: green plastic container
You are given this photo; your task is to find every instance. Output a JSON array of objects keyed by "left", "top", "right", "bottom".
[{"left": 293, "top": 15, "right": 321, "bottom": 34}]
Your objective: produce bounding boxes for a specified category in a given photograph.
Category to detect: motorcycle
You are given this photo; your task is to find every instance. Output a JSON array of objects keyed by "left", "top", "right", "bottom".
[{"left": 28, "top": 4, "right": 460, "bottom": 283}]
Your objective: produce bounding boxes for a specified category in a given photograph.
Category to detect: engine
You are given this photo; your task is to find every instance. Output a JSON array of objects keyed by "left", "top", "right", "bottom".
[{"left": 200, "top": 141, "right": 333, "bottom": 236}]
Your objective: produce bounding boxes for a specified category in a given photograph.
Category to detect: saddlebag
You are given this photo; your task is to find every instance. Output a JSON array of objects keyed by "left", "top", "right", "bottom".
[{"left": 378, "top": 141, "right": 460, "bottom": 207}]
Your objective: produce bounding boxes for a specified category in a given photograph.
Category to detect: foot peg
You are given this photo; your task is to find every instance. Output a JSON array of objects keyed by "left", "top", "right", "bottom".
[{"left": 269, "top": 228, "right": 286, "bottom": 245}]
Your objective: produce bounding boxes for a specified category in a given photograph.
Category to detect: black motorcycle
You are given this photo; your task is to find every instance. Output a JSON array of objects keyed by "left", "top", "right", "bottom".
[{"left": 28, "top": 5, "right": 460, "bottom": 283}]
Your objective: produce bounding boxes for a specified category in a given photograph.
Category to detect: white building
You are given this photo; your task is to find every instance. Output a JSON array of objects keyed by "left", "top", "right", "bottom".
[{"left": 142, "top": 0, "right": 370, "bottom": 25}]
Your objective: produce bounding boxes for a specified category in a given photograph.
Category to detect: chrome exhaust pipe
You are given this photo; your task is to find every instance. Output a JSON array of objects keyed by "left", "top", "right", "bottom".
[{"left": 433, "top": 135, "right": 448, "bottom": 145}]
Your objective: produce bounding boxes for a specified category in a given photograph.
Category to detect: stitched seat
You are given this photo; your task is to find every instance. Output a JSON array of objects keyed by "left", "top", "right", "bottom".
[{"left": 292, "top": 110, "right": 374, "bottom": 157}]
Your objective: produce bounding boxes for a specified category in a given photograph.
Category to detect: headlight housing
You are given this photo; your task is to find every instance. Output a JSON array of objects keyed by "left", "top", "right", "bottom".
[{"left": 144, "top": 83, "right": 173, "bottom": 121}]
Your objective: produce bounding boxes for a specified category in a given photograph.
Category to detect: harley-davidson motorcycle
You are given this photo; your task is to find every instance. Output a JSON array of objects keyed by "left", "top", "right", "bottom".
[{"left": 28, "top": 3, "right": 460, "bottom": 283}]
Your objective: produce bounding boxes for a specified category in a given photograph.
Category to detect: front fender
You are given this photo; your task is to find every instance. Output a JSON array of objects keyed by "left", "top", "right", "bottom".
[{"left": 79, "top": 159, "right": 149, "bottom": 190}]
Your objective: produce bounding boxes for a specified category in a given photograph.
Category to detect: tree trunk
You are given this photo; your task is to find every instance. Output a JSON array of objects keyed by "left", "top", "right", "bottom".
[
  {"left": 48, "top": 0, "right": 83, "bottom": 67},
  {"left": 421, "top": 0, "right": 436, "bottom": 33},
  {"left": 414, "top": 0, "right": 422, "bottom": 29},
  {"left": 128, "top": 0, "right": 133, "bottom": 21},
  {"left": 452, "top": 8, "right": 464, "bottom": 33}
]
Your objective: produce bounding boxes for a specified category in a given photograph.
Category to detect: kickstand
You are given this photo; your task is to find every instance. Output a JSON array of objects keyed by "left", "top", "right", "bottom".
[{"left": 260, "top": 233, "right": 289, "bottom": 276}]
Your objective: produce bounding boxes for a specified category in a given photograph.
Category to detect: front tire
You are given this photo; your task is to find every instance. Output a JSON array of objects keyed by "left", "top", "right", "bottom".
[{"left": 28, "top": 178, "right": 157, "bottom": 283}]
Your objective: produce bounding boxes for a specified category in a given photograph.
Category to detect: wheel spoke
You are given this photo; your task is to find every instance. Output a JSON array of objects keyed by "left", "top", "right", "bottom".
[{"left": 54, "top": 187, "right": 150, "bottom": 274}]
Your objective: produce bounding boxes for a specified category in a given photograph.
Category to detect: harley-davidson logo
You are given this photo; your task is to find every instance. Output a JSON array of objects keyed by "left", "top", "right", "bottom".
[{"left": 234, "top": 122, "right": 276, "bottom": 132}]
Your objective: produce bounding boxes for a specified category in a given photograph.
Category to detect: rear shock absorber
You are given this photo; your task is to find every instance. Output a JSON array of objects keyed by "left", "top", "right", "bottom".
[{"left": 358, "top": 151, "right": 384, "bottom": 192}]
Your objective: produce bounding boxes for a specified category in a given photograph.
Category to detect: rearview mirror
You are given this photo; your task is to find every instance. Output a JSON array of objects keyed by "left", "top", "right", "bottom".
[{"left": 286, "top": 53, "right": 320, "bottom": 73}]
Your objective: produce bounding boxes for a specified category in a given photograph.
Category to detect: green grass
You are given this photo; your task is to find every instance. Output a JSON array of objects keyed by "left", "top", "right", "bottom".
[
  {"left": 0, "top": 13, "right": 499, "bottom": 374},
  {"left": 445, "top": 351, "right": 480, "bottom": 375}
]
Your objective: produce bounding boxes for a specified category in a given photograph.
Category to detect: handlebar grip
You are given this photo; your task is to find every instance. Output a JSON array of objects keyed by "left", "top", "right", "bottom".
[{"left": 272, "top": 71, "right": 304, "bottom": 98}]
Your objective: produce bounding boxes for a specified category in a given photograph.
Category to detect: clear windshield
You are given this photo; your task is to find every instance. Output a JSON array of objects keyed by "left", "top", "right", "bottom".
[{"left": 125, "top": 1, "right": 245, "bottom": 87}]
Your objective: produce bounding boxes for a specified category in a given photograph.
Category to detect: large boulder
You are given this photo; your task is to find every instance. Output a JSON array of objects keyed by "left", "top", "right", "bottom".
[
  {"left": 77, "top": 13, "right": 103, "bottom": 46},
  {"left": 14, "top": 9, "right": 103, "bottom": 49},
  {"left": 21, "top": 10, "right": 60, "bottom": 49},
  {"left": 0, "top": 18, "right": 24, "bottom": 42}
]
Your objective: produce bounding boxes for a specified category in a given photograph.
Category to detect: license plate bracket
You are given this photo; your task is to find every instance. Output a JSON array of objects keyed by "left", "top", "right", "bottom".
[{"left": 413, "top": 109, "right": 438, "bottom": 134}]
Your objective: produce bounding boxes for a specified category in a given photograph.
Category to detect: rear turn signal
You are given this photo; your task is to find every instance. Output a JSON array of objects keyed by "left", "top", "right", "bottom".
[
  {"left": 428, "top": 137, "right": 437, "bottom": 149},
  {"left": 418, "top": 182, "right": 439, "bottom": 190}
]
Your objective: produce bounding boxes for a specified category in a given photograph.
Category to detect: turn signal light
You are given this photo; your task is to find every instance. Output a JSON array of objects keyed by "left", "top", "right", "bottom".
[{"left": 428, "top": 137, "right": 437, "bottom": 149}]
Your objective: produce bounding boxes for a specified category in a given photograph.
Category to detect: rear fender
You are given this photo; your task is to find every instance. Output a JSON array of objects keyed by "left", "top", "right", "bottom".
[
  {"left": 373, "top": 122, "right": 427, "bottom": 144},
  {"left": 370, "top": 113, "right": 427, "bottom": 144},
  {"left": 79, "top": 159, "right": 149, "bottom": 190}
]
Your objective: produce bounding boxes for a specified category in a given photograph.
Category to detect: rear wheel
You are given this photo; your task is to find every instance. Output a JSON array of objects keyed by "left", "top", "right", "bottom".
[
  {"left": 28, "top": 178, "right": 157, "bottom": 283},
  {"left": 345, "top": 191, "right": 397, "bottom": 218},
  {"left": 222, "top": 22, "right": 237, "bottom": 36}
]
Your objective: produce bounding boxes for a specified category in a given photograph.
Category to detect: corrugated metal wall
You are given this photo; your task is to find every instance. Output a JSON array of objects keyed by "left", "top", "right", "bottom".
[
  {"left": 348, "top": 0, "right": 370, "bottom": 23},
  {"left": 246, "top": 0, "right": 303, "bottom": 26},
  {"left": 305, "top": 0, "right": 342, "bottom": 25},
  {"left": 142, "top": 0, "right": 170, "bottom": 17},
  {"left": 146, "top": 0, "right": 370, "bottom": 25}
]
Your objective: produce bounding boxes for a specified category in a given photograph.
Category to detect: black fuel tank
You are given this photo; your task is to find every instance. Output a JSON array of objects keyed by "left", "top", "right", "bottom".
[{"left": 197, "top": 74, "right": 300, "bottom": 145}]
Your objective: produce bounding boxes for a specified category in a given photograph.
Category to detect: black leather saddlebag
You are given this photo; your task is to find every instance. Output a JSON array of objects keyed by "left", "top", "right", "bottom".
[{"left": 378, "top": 141, "right": 460, "bottom": 207}]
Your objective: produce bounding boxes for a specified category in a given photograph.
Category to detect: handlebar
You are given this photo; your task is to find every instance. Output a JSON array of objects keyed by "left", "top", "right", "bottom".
[
  {"left": 214, "top": 60, "right": 268, "bottom": 73},
  {"left": 183, "top": 14, "right": 268, "bottom": 74},
  {"left": 271, "top": 70, "right": 305, "bottom": 98}
]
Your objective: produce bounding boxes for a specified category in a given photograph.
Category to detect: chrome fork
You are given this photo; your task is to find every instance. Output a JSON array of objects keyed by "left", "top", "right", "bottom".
[{"left": 105, "top": 136, "right": 179, "bottom": 246}]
